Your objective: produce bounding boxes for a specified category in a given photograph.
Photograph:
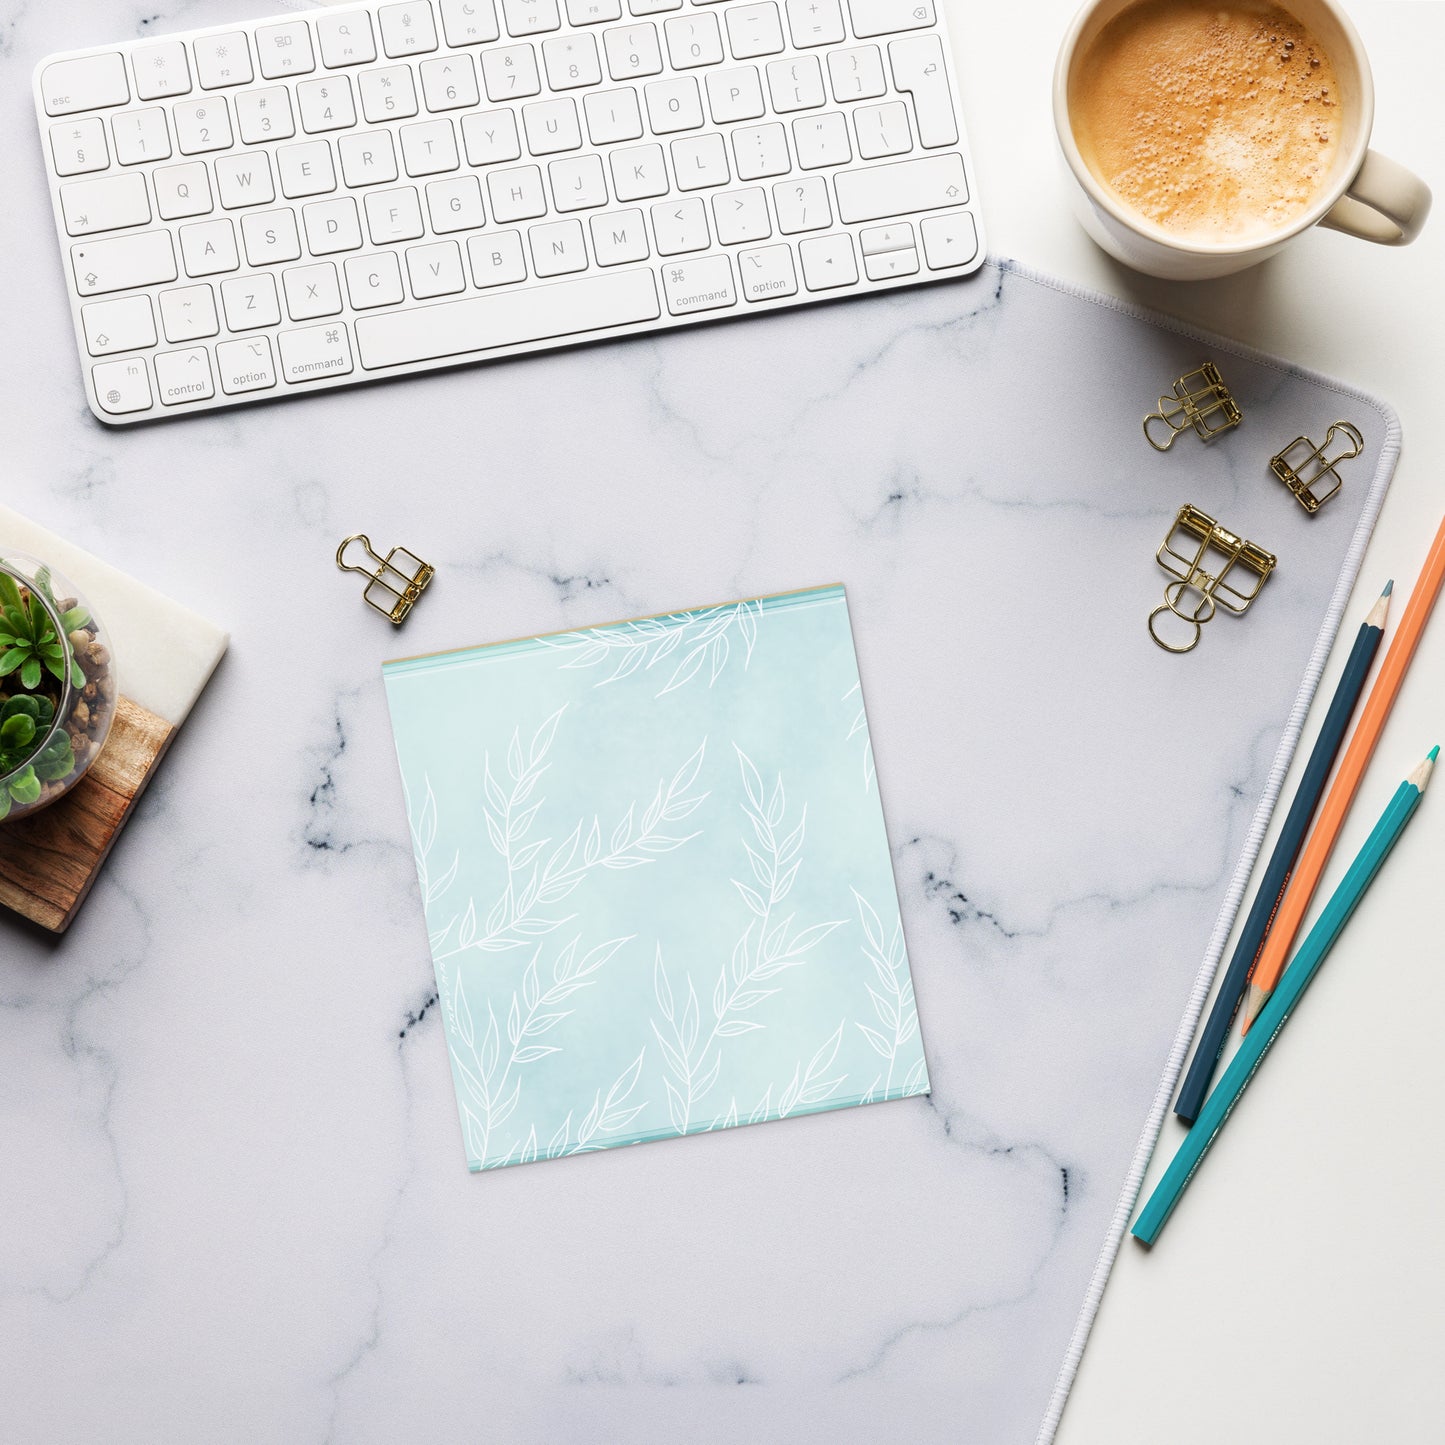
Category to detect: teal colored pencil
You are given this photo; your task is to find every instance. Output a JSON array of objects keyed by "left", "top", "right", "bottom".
[{"left": 1133, "top": 747, "right": 1437, "bottom": 1246}]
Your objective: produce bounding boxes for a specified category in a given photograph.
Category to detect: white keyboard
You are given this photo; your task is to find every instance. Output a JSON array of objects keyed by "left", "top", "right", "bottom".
[{"left": 33, "top": 0, "right": 984, "bottom": 425}]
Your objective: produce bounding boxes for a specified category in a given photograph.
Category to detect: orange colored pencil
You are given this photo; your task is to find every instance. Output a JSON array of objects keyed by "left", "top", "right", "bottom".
[{"left": 1241, "top": 511, "right": 1445, "bottom": 1035}]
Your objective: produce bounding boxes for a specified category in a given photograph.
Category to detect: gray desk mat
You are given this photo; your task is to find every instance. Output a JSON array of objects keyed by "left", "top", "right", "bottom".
[{"left": 7, "top": 255, "right": 1396, "bottom": 1444}]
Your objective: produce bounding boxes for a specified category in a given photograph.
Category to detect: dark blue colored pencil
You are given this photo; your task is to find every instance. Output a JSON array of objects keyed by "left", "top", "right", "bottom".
[{"left": 1173, "top": 580, "right": 1392, "bottom": 1124}]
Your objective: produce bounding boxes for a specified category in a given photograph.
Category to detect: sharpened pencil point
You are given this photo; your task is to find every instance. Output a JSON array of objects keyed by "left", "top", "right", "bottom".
[
  {"left": 1383, "top": 579, "right": 1394, "bottom": 596},
  {"left": 1429, "top": 745, "right": 1440, "bottom": 762}
]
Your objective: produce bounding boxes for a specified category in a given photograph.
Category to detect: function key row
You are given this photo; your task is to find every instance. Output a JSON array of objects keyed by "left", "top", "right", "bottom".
[{"left": 41, "top": 0, "right": 936, "bottom": 114}]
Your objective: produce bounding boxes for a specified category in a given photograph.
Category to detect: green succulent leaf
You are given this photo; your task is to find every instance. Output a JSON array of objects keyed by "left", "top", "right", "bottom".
[
  {"left": 7, "top": 767, "right": 41, "bottom": 805},
  {"left": 0, "top": 571, "right": 21, "bottom": 612},
  {"left": 1, "top": 714, "right": 36, "bottom": 750},
  {"left": 37, "top": 750, "right": 76, "bottom": 783},
  {"left": 61, "top": 607, "right": 90, "bottom": 632},
  {"left": 0, "top": 648, "right": 23, "bottom": 677},
  {"left": 0, "top": 788, "right": 10, "bottom": 820},
  {"left": 19, "top": 657, "right": 41, "bottom": 690},
  {"left": 70, "top": 658, "right": 86, "bottom": 689}
]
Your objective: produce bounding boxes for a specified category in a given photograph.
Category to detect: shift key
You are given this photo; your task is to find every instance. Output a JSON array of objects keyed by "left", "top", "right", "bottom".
[
  {"left": 72, "top": 231, "right": 177, "bottom": 295},
  {"left": 833, "top": 153, "right": 968, "bottom": 224}
]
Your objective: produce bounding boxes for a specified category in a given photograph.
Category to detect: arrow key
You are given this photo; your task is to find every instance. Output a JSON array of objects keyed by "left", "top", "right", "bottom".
[
  {"left": 921, "top": 211, "right": 978, "bottom": 270},
  {"left": 799, "top": 231, "right": 857, "bottom": 291}
]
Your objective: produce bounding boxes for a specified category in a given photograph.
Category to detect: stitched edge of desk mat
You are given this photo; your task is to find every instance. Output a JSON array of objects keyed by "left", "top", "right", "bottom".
[{"left": 980, "top": 258, "right": 1402, "bottom": 1445}]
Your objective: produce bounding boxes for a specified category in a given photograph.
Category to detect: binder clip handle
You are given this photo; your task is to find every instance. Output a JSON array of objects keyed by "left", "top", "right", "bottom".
[{"left": 336, "top": 533, "right": 435, "bottom": 625}]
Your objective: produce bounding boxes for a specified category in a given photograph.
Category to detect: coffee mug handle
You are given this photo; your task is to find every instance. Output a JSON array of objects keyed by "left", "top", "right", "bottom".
[{"left": 1319, "top": 150, "right": 1433, "bottom": 246}]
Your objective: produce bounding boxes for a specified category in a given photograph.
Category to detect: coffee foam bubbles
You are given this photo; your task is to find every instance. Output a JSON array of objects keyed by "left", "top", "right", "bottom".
[{"left": 1070, "top": 0, "right": 1342, "bottom": 242}]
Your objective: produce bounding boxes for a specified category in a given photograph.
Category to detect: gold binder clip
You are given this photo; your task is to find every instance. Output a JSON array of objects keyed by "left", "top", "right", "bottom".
[
  {"left": 336, "top": 534, "right": 434, "bottom": 624},
  {"left": 1269, "top": 420, "right": 1363, "bottom": 514},
  {"left": 1143, "top": 362, "right": 1242, "bottom": 451},
  {"left": 1149, "top": 504, "right": 1276, "bottom": 654}
]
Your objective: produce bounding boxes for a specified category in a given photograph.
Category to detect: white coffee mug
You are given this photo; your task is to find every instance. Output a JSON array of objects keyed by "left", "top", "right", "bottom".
[{"left": 1053, "top": 0, "right": 1432, "bottom": 279}]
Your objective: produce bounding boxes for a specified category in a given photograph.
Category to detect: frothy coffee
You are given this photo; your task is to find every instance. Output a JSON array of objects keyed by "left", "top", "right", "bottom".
[{"left": 1070, "top": 0, "right": 1342, "bottom": 242}]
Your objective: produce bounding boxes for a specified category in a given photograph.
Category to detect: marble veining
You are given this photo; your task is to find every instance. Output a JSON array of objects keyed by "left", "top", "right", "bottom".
[{"left": 1, "top": 4, "right": 1395, "bottom": 1439}]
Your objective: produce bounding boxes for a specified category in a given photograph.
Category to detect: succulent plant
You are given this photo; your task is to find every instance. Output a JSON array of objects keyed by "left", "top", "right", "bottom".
[
  {"left": 0, "top": 694, "right": 77, "bottom": 820},
  {"left": 0, "top": 566, "right": 88, "bottom": 692}
]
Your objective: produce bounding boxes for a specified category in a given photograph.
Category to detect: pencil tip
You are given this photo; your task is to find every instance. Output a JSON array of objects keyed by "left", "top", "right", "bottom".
[
  {"left": 1382, "top": 579, "right": 1394, "bottom": 596},
  {"left": 1431, "top": 746, "right": 1440, "bottom": 762}
]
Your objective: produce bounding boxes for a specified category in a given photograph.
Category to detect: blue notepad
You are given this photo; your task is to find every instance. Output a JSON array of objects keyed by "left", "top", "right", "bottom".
[{"left": 383, "top": 584, "right": 928, "bottom": 1170}]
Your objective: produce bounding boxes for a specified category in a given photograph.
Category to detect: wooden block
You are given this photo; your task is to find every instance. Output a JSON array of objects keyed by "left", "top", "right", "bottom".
[{"left": 0, "top": 696, "right": 174, "bottom": 933}]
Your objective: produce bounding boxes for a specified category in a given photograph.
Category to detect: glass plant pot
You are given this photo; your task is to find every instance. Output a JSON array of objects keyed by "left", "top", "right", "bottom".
[{"left": 0, "top": 551, "right": 117, "bottom": 824}]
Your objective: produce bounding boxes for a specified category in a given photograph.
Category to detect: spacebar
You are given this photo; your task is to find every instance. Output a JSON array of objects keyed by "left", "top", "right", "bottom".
[{"left": 356, "top": 269, "right": 661, "bottom": 370}]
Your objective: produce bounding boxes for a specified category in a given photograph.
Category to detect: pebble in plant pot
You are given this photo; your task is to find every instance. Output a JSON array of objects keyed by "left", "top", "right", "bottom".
[{"left": 0, "top": 551, "right": 117, "bottom": 824}]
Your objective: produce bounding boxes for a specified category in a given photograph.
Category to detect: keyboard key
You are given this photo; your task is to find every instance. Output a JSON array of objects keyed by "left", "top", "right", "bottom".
[
  {"left": 173, "top": 98, "right": 233, "bottom": 154},
  {"left": 726, "top": 4, "right": 785, "bottom": 59},
  {"left": 217, "top": 336, "right": 278, "bottom": 393},
  {"left": 221, "top": 272, "right": 282, "bottom": 330},
  {"left": 236, "top": 86, "right": 296, "bottom": 143},
  {"left": 345, "top": 251, "right": 407, "bottom": 307},
  {"left": 279, "top": 141, "right": 337, "bottom": 197},
  {"left": 154, "top": 345, "right": 215, "bottom": 405},
  {"left": 854, "top": 100, "right": 912, "bottom": 158},
  {"left": 154, "top": 161, "right": 212, "bottom": 219},
  {"left": 628, "top": 0, "right": 682, "bottom": 13},
  {"left": 549, "top": 154, "right": 608, "bottom": 210},
  {"left": 215, "top": 152, "right": 276, "bottom": 209},
  {"left": 304, "top": 197, "right": 364, "bottom": 254},
  {"left": 316, "top": 11, "right": 377, "bottom": 67},
  {"left": 72, "top": 231, "right": 177, "bottom": 295},
  {"left": 792, "top": 112, "right": 850, "bottom": 169},
  {"left": 482, "top": 44, "right": 543, "bottom": 100},
  {"left": 738, "top": 242, "right": 796, "bottom": 301},
  {"left": 863, "top": 245, "right": 917, "bottom": 279},
  {"left": 427, "top": 175, "right": 488, "bottom": 230},
  {"left": 644, "top": 77, "right": 703, "bottom": 133},
  {"left": 487, "top": 164, "right": 547, "bottom": 220},
  {"left": 421, "top": 55, "right": 481, "bottom": 110},
  {"left": 523, "top": 98, "right": 582, "bottom": 154},
  {"left": 442, "top": 0, "right": 502, "bottom": 44},
  {"left": 543, "top": 33, "right": 603, "bottom": 89},
  {"left": 858, "top": 220, "right": 912, "bottom": 253},
  {"left": 711, "top": 186, "right": 770, "bottom": 243},
  {"left": 767, "top": 56, "right": 825, "bottom": 112},
  {"left": 566, "top": 0, "right": 622, "bottom": 21},
  {"left": 179, "top": 218, "right": 239, "bottom": 276},
  {"left": 604, "top": 24, "right": 663, "bottom": 80},
  {"left": 502, "top": 0, "right": 562, "bottom": 35},
  {"left": 298, "top": 76, "right": 358, "bottom": 132},
  {"left": 134, "top": 42, "right": 191, "bottom": 101},
  {"left": 528, "top": 218, "right": 588, "bottom": 275},
  {"left": 279, "top": 322, "right": 355, "bottom": 383},
  {"left": 339, "top": 130, "right": 400, "bottom": 187},
  {"left": 664, "top": 13, "right": 723, "bottom": 68},
  {"left": 773, "top": 174, "right": 831, "bottom": 231},
  {"left": 406, "top": 239, "right": 468, "bottom": 294},
  {"left": 651, "top": 196, "right": 709, "bottom": 254},
  {"left": 889, "top": 33, "right": 957, "bottom": 148},
  {"left": 786, "top": 0, "right": 844, "bottom": 47},
  {"left": 92, "top": 356, "right": 152, "bottom": 415},
  {"left": 462, "top": 109, "right": 523, "bottom": 164},
  {"left": 706, "top": 67, "right": 765, "bottom": 123},
  {"left": 256, "top": 22, "right": 316, "bottom": 79},
  {"left": 832, "top": 151, "right": 965, "bottom": 221},
  {"left": 848, "top": 0, "right": 934, "bottom": 38},
  {"left": 919, "top": 210, "right": 977, "bottom": 268},
  {"left": 589, "top": 208, "right": 649, "bottom": 264},
  {"left": 583, "top": 88, "right": 643, "bottom": 144},
  {"left": 379, "top": 2, "right": 440, "bottom": 55},
  {"left": 731, "top": 122, "right": 790, "bottom": 180},
  {"left": 610, "top": 142, "right": 667, "bottom": 201},
  {"left": 401, "top": 119, "right": 460, "bottom": 174},
  {"left": 671, "top": 133, "right": 730, "bottom": 190},
  {"left": 359, "top": 66, "right": 420, "bottom": 122},
  {"left": 112, "top": 109, "right": 171, "bottom": 166},
  {"left": 241, "top": 209, "right": 303, "bottom": 265},
  {"left": 365, "top": 187, "right": 426, "bottom": 243},
  {"left": 42, "top": 54, "right": 129, "bottom": 116},
  {"left": 660, "top": 253, "right": 734, "bottom": 314},
  {"left": 283, "top": 263, "right": 344, "bottom": 320},
  {"left": 50, "top": 119, "right": 108, "bottom": 176},
  {"left": 194, "top": 33, "right": 255, "bottom": 89},
  {"left": 159, "top": 284, "right": 220, "bottom": 341},
  {"left": 61, "top": 173, "right": 151, "bottom": 236},
  {"left": 827, "top": 45, "right": 885, "bottom": 101},
  {"left": 81, "top": 295, "right": 157, "bottom": 356},
  {"left": 355, "top": 268, "right": 660, "bottom": 366},
  {"left": 467, "top": 229, "right": 528, "bottom": 285}
]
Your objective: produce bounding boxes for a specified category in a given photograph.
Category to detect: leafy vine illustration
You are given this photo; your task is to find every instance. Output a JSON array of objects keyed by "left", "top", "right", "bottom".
[
  {"left": 842, "top": 680, "right": 876, "bottom": 793},
  {"left": 650, "top": 746, "right": 844, "bottom": 1134},
  {"left": 853, "top": 889, "right": 927, "bottom": 1102},
  {"left": 540, "top": 599, "right": 763, "bottom": 697}
]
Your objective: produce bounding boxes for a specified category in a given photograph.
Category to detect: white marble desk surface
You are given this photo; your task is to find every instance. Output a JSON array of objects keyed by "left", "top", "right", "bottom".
[{"left": 2, "top": 3, "right": 1442, "bottom": 1444}]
